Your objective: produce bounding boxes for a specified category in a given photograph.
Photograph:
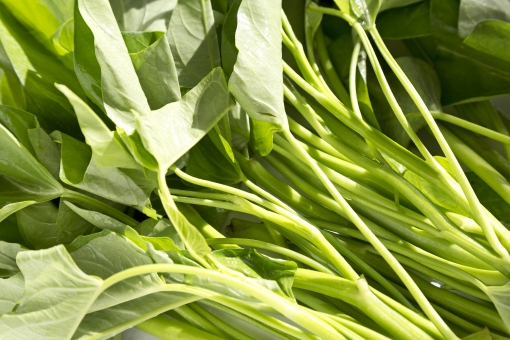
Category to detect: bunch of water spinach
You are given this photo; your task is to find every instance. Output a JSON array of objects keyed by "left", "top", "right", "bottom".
[{"left": 0, "top": 0, "right": 510, "bottom": 339}]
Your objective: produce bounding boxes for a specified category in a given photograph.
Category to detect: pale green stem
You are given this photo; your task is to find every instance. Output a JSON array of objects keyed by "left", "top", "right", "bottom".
[
  {"left": 281, "top": 127, "right": 456, "bottom": 339},
  {"left": 370, "top": 27, "right": 509, "bottom": 262},
  {"left": 101, "top": 264, "right": 342, "bottom": 340}
]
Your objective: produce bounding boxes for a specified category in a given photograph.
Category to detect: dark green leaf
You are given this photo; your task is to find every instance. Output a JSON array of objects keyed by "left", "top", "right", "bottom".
[
  {"left": 27, "top": 127, "right": 60, "bottom": 180},
  {"left": 0, "top": 124, "right": 63, "bottom": 204},
  {"left": 0, "top": 106, "right": 37, "bottom": 153},
  {"left": 467, "top": 172, "right": 510, "bottom": 223},
  {"left": 376, "top": 1, "right": 431, "bottom": 39},
  {"left": 221, "top": 0, "right": 241, "bottom": 78},
  {"left": 0, "top": 5, "right": 84, "bottom": 137},
  {"left": 187, "top": 127, "right": 243, "bottom": 185},
  {"left": 463, "top": 20, "right": 510, "bottom": 63}
]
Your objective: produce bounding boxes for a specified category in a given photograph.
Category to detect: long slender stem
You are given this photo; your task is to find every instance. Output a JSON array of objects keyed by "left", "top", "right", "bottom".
[
  {"left": 370, "top": 27, "right": 509, "bottom": 261},
  {"left": 282, "top": 126, "right": 457, "bottom": 339},
  {"left": 101, "top": 264, "right": 342, "bottom": 340}
]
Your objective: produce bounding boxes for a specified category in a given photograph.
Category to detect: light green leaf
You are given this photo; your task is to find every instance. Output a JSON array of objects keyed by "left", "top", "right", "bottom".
[
  {"left": 0, "top": 272, "right": 24, "bottom": 317},
  {"left": 123, "top": 31, "right": 180, "bottom": 110},
  {"left": 0, "top": 124, "right": 64, "bottom": 204},
  {"left": 78, "top": 0, "right": 151, "bottom": 134},
  {"left": 167, "top": 0, "right": 220, "bottom": 88},
  {"left": 210, "top": 248, "right": 297, "bottom": 300},
  {"left": 403, "top": 169, "right": 467, "bottom": 214},
  {"left": 110, "top": 0, "right": 176, "bottom": 32},
  {"left": 249, "top": 118, "right": 282, "bottom": 157},
  {"left": 137, "top": 67, "right": 233, "bottom": 171},
  {"left": 0, "top": 245, "right": 103, "bottom": 339},
  {"left": 487, "top": 283, "right": 510, "bottom": 333},
  {"left": 69, "top": 231, "right": 164, "bottom": 312},
  {"left": 228, "top": 0, "right": 285, "bottom": 126},
  {"left": 73, "top": 291, "right": 194, "bottom": 340},
  {"left": 56, "top": 84, "right": 139, "bottom": 169}
]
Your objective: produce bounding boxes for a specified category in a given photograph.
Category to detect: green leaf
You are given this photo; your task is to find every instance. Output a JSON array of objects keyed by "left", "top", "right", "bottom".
[
  {"left": 137, "top": 67, "right": 233, "bottom": 171},
  {"left": 0, "top": 123, "right": 63, "bottom": 204},
  {"left": 69, "top": 231, "right": 164, "bottom": 312},
  {"left": 228, "top": 0, "right": 285, "bottom": 126},
  {"left": 54, "top": 132, "right": 152, "bottom": 209},
  {"left": 249, "top": 119, "right": 282, "bottom": 157},
  {"left": 221, "top": 0, "right": 241, "bottom": 78},
  {"left": 0, "top": 0, "right": 74, "bottom": 64},
  {"left": 109, "top": 0, "right": 176, "bottom": 32},
  {"left": 27, "top": 127, "right": 61, "bottom": 179},
  {"left": 16, "top": 199, "right": 94, "bottom": 249},
  {"left": 376, "top": 1, "right": 431, "bottom": 39},
  {"left": 186, "top": 127, "right": 243, "bottom": 185},
  {"left": 137, "top": 218, "right": 184, "bottom": 248},
  {"left": 123, "top": 31, "right": 181, "bottom": 110},
  {"left": 0, "top": 272, "right": 24, "bottom": 316},
  {"left": 379, "top": 0, "right": 424, "bottom": 11},
  {"left": 0, "top": 241, "right": 24, "bottom": 273},
  {"left": 0, "top": 106, "right": 38, "bottom": 153},
  {"left": 429, "top": 0, "right": 510, "bottom": 104},
  {"left": 466, "top": 172, "right": 510, "bottom": 223},
  {"left": 0, "top": 245, "right": 103, "bottom": 339},
  {"left": 349, "top": 0, "right": 381, "bottom": 29},
  {"left": 0, "top": 214, "right": 25, "bottom": 246},
  {"left": 403, "top": 169, "right": 466, "bottom": 214},
  {"left": 56, "top": 84, "right": 139, "bottom": 170},
  {"left": 463, "top": 20, "right": 510, "bottom": 63},
  {"left": 486, "top": 283, "right": 510, "bottom": 333},
  {"left": 207, "top": 248, "right": 297, "bottom": 301},
  {"left": 78, "top": 0, "right": 151, "bottom": 134},
  {"left": 0, "top": 201, "right": 38, "bottom": 225},
  {"left": 0, "top": 5, "right": 84, "bottom": 137},
  {"left": 73, "top": 1, "right": 104, "bottom": 110},
  {"left": 458, "top": 0, "right": 510, "bottom": 38},
  {"left": 74, "top": 291, "right": 194, "bottom": 340},
  {"left": 167, "top": 0, "right": 221, "bottom": 88}
]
